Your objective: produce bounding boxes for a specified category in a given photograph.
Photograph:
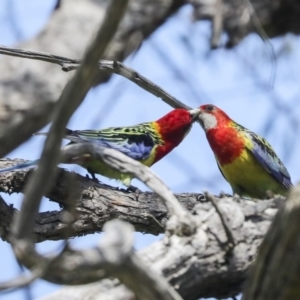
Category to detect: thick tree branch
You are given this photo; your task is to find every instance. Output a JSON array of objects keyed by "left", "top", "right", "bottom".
[
  {"left": 1, "top": 219, "right": 183, "bottom": 300},
  {"left": 0, "top": 158, "right": 284, "bottom": 242},
  {"left": 1, "top": 140, "right": 199, "bottom": 288},
  {"left": 243, "top": 185, "right": 300, "bottom": 300},
  {"left": 0, "top": 157, "right": 286, "bottom": 299},
  {"left": 95, "top": 220, "right": 183, "bottom": 300},
  {"left": 59, "top": 144, "right": 197, "bottom": 236}
]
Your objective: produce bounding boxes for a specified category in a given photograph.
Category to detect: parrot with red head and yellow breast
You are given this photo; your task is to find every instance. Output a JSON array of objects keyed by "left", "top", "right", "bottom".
[{"left": 198, "top": 104, "right": 292, "bottom": 199}]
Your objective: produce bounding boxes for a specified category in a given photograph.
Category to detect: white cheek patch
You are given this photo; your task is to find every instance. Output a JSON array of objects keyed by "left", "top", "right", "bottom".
[{"left": 202, "top": 113, "right": 217, "bottom": 131}]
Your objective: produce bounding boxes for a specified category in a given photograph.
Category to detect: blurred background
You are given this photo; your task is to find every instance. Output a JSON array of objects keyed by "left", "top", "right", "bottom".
[{"left": 0, "top": 0, "right": 299, "bottom": 299}]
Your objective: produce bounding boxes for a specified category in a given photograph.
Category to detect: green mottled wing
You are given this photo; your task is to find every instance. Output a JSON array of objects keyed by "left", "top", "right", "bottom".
[{"left": 63, "top": 123, "right": 163, "bottom": 161}]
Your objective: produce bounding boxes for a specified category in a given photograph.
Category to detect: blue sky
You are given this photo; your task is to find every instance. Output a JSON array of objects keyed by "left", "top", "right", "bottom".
[{"left": 0, "top": 1, "right": 299, "bottom": 299}]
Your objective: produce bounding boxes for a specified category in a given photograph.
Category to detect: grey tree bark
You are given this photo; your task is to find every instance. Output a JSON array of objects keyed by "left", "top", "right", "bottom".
[
  {"left": 0, "top": 160, "right": 286, "bottom": 299},
  {"left": 1, "top": 0, "right": 300, "bottom": 300}
]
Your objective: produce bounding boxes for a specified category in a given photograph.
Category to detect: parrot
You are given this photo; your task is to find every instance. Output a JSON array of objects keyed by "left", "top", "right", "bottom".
[
  {"left": 0, "top": 108, "right": 201, "bottom": 188},
  {"left": 198, "top": 104, "right": 292, "bottom": 199}
]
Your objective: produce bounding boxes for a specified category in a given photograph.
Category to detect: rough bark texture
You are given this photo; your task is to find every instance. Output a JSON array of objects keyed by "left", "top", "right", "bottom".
[
  {"left": 0, "top": 159, "right": 285, "bottom": 299},
  {"left": 1, "top": 0, "right": 300, "bottom": 299},
  {"left": 243, "top": 185, "right": 300, "bottom": 300}
]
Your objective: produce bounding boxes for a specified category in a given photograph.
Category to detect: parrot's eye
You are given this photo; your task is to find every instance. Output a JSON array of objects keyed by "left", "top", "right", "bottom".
[{"left": 206, "top": 105, "right": 214, "bottom": 112}]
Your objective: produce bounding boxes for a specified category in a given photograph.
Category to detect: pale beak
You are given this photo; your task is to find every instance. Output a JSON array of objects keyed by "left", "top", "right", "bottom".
[
  {"left": 189, "top": 108, "right": 201, "bottom": 120},
  {"left": 194, "top": 108, "right": 205, "bottom": 128}
]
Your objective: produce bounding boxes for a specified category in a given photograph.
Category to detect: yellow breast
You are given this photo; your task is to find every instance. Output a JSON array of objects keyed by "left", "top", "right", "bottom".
[{"left": 219, "top": 149, "right": 287, "bottom": 198}]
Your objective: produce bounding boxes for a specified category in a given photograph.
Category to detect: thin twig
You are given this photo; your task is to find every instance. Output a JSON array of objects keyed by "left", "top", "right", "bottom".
[
  {"left": 0, "top": 46, "right": 190, "bottom": 110},
  {"left": 141, "top": 213, "right": 164, "bottom": 229},
  {"left": 0, "top": 264, "right": 46, "bottom": 293},
  {"left": 210, "top": 0, "right": 223, "bottom": 48},
  {"left": 0, "top": 45, "right": 79, "bottom": 66},
  {"left": 99, "top": 60, "right": 190, "bottom": 109},
  {"left": 243, "top": 0, "right": 276, "bottom": 89},
  {"left": 205, "top": 192, "right": 235, "bottom": 250}
]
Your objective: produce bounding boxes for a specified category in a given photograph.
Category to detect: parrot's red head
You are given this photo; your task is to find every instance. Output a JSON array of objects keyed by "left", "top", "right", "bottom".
[
  {"left": 153, "top": 108, "right": 200, "bottom": 162},
  {"left": 198, "top": 104, "right": 232, "bottom": 132},
  {"left": 156, "top": 108, "right": 200, "bottom": 140},
  {"left": 199, "top": 104, "right": 244, "bottom": 165}
]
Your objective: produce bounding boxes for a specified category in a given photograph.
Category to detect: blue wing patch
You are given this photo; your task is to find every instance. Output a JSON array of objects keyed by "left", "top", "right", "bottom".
[
  {"left": 64, "top": 127, "right": 157, "bottom": 161},
  {"left": 248, "top": 133, "right": 293, "bottom": 189}
]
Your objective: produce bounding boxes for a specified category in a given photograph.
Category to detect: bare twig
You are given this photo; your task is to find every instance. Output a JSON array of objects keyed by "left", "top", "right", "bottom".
[
  {"left": 0, "top": 45, "right": 79, "bottom": 66},
  {"left": 0, "top": 264, "right": 46, "bottom": 293},
  {"left": 210, "top": 0, "right": 223, "bottom": 48},
  {"left": 0, "top": 46, "right": 190, "bottom": 110},
  {"left": 98, "top": 60, "right": 189, "bottom": 109},
  {"left": 205, "top": 192, "right": 235, "bottom": 250},
  {"left": 243, "top": 0, "right": 276, "bottom": 88}
]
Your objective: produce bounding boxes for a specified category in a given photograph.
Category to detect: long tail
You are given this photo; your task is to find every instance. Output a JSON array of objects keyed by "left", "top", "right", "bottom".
[{"left": 0, "top": 160, "right": 39, "bottom": 173}]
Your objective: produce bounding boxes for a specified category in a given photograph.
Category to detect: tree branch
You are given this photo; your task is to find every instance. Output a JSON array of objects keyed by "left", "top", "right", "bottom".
[
  {"left": 60, "top": 144, "right": 198, "bottom": 236},
  {"left": 1, "top": 219, "right": 183, "bottom": 300},
  {"left": 0, "top": 264, "right": 46, "bottom": 293},
  {"left": 243, "top": 185, "right": 300, "bottom": 300},
  {"left": 205, "top": 192, "right": 236, "bottom": 251},
  {"left": 96, "top": 220, "right": 183, "bottom": 300},
  {"left": 1, "top": 139, "right": 198, "bottom": 288},
  {"left": 0, "top": 157, "right": 286, "bottom": 299}
]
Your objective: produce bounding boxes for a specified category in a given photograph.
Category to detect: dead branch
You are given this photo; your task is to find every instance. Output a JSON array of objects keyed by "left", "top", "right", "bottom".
[
  {"left": 95, "top": 220, "right": 183, "bottom": 300},
  {"left": 0, "top": 157, "right": 286, "bottom": 299},
  {"left": 243, "top": 185, "right": 300, "bottom": 300},
  {"left": 60, "top": 144, "right": 198, "bottom": 236}
]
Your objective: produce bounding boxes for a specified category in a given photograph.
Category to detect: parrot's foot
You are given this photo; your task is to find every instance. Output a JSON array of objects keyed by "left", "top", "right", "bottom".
[
  {"left": 85, "top": 173, "right": 100, "bottom": 184},
  {"left": 126, "top": 185, "right": 141, "bottom": 201}
]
